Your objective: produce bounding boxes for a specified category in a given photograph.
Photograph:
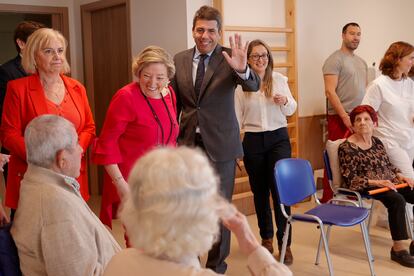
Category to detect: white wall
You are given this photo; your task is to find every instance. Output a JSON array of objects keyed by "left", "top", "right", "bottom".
[
  {"left": 0, "top": 0, "right": 190, "bottom": 82},
  {"left": 2, "top": 0, "right": 414, "bottom": 116},
  {"left": 75, "top": 0, "right": 189, "bottom": 82},
  {"left": 129, "top": 0, "right": 188, "bottom": 58},
  {"left": 297, "top": 0, "right": 414, "bottom": 116},
  {"left": 186, "top": 0, "right": 211, "bottom": 48}
]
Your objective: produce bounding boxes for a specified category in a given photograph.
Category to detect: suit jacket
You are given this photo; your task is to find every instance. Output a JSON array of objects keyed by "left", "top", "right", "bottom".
[
  {"left": 0, "top": 74, "right": 96, "bottom": 208},
  {"left": 0, "top": 55, "right": 26, "bottom": 120},
  {"left": 172, "top": 45, "right": 260, "bottom": 162}
]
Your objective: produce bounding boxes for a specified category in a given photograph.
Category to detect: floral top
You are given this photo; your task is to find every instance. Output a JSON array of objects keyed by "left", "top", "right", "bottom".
[{"left": 338, "top": 136, "right": 401, "bottom": 192}]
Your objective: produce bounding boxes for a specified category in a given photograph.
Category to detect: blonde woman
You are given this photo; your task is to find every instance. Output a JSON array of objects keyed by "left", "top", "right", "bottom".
[
  {"left": 235, "top": 39, "right": 297, "bottom": 264},
  {"left": 0, "top": 28, "right": 95, "bottom": 215},
  {"left": 93, "top": 46, "right": 179, "bottom": 229}
]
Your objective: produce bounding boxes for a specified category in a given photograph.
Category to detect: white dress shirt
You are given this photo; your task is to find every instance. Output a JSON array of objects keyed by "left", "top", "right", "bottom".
[{"left": 235, "top": 72, "right": 297, "bottom": 132}]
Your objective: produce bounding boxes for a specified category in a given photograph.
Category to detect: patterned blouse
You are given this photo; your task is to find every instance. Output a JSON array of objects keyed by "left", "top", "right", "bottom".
[{"left": 338, "top": 136, "right": 401, "bottom": 192}]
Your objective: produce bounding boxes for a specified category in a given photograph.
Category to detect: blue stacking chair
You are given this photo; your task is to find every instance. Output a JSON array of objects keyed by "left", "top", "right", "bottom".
[{"left": 274, "top": 158, "right": 375, "bottom": 276}]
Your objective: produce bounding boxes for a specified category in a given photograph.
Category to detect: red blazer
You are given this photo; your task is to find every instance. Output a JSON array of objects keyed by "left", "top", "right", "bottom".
[{"left": 0, "top": 74, "right": 96, "bottom": 208}]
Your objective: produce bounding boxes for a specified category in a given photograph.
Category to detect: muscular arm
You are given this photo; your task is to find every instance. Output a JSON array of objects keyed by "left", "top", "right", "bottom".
[{"left": 324, "top": 74, "right": 352, "bottom": 132}]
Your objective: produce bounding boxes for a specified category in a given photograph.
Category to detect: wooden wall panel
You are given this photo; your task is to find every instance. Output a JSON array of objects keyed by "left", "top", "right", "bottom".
[{"left": 298, "top": 115, "right": 325, "bottom": 170}]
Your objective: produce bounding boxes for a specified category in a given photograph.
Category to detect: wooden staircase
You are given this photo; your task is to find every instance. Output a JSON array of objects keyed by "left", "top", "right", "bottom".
[{"left": 232, "top": 159, "right": 256, "bottom": 215}]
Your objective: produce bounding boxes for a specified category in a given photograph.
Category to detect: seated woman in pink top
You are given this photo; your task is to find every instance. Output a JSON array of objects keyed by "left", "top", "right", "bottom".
[{"left": 92, "top": 46, "right": 178, "bottom": 228}]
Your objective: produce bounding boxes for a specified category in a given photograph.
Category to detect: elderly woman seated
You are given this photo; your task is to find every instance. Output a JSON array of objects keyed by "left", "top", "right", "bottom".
[
  {"left": 103, "top": 147, "right": 291, "bottom": 276},
  {"left": 338, "top": 105, "right": 414, "bottom": 268},
  {"left": 11, "top": 115, "right": 120, "bottom": 275}
]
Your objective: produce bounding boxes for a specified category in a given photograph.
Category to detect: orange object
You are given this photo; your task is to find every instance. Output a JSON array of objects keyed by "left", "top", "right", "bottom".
[{"left": 368, "top": 183, "right": 408, "bottom": 195}]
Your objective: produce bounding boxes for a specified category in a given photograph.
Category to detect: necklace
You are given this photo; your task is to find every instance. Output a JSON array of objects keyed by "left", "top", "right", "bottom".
[
  {"left": 141, "top": 90, "right": 175, "bottom": 145},
  {"left": 42, "top": 78, "right": 65, "bottom": 104}
]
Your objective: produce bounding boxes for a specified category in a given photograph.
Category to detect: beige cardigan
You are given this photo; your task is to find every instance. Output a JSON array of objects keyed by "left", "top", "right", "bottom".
[
  {"left": 11, "top": 165, "right": 121, "bottom": 276},
  {"left": 104, "top": 247, "right": 292, "bottom": 276}
]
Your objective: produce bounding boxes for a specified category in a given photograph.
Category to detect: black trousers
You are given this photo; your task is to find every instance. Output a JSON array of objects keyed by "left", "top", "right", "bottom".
[
  {"left": 243, "top": 128, "right": 292, "bottom": 246},
  {"left": 195, "top": 133, "right": 235, "bottom": 274},
  {"left": 372, "top": 187, "right": 414, "bottom": 241}
]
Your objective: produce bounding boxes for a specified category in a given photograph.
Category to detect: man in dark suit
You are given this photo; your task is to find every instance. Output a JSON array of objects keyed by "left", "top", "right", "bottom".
[
  {"left": 172, "top": 5, "right": 260, "bottom": 273},
  {"left": 0, "top": 21, "right": 44, "bottom": 183}
]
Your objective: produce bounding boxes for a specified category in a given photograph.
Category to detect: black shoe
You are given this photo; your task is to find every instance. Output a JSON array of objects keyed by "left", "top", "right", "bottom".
[
  {"left": 410, "top": 242, "right": 414, "bottom": 256},
  {"left": 391, "top": 248, "right": 414, "bottom": 268}
]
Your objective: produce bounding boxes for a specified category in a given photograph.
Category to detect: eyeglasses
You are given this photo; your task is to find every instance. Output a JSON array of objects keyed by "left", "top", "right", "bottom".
[
  {"left": 41, "top": 47, "right": 65, "bottom": 57},
  {"left": 249, "top": 54, "right": 269, "bottom": 61}
]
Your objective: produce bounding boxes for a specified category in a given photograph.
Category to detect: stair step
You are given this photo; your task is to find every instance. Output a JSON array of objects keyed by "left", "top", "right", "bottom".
[
  {"left": 234, "top": 176, "right": 251, "bottom": 194},
  {"left": 232, "top": 191, "right": 255, "bottom": 215}
]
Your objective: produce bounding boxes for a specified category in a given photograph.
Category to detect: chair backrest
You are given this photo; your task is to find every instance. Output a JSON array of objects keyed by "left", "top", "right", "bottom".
[
  {"left": 274, "top": 158, "right": 316, "bottom": 206},
  {"left": 325, "top": 139, "right": 346, "bottom": 190},
  {"left": 323, "top": 150, "right": 333, "bottom": 184}
]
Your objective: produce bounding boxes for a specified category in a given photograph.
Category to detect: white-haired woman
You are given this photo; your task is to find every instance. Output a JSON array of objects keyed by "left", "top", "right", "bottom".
[{"left": 103, "top": 147, "right": 291, "bottom": 276}]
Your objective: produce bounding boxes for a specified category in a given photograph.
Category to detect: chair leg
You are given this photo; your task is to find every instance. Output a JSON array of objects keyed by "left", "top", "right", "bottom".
[
  {"left": 315, "top": 225, "right": 331, "bottom": 265},
  {"left": 318, "top": 222, "right": 334, "bottom": 276},
  {"left": 405, "top": 204, "right": 413, "bottom": 239},
  {"left": 360, "top": 222, "right": 376, "bottom": 276},
  {"left": 315, "top": 230, "right": 323, "bottom": 265},
  {"left": 280, "top": 221, "right": 291, "bottom": 264},
  {"left": 366, "top": 200, "right": 375, "bottom": 234}
]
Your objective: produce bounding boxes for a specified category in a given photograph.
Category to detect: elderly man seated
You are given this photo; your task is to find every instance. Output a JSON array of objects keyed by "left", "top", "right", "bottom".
[{"left": 11, "top": 115, "right": 121, "bottom": 275}]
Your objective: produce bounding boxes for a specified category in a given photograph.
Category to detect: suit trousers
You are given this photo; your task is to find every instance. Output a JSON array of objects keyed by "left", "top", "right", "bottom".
[
  {"left": 195, "top": 133, "right": 235, "bottom": 274},
  {"left": 242, "top": 128, "right": 292, "bottom": 246},
  {"left": 371, "top": 187, "right": 414, "bottom": 241}
]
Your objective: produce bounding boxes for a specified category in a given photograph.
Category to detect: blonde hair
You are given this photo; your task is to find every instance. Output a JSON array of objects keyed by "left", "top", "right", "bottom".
[
  {"left": 132, "top": 45, "right": 175, "bottom": 79},
  {"left": 121, "top": 146, "right": 225, "bottom": 261},
  {"left": 22, "top": 28, "right": 70, "bottom": 74}
]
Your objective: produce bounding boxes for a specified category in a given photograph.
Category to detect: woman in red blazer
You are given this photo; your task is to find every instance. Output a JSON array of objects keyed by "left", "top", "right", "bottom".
[{"left": 0, "top": 28, "right": 95, "bottom": 211}]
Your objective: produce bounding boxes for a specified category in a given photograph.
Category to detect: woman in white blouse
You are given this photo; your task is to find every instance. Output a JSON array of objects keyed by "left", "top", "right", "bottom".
[
  {"left": 362, "top": 41, "right": 414, "bottom": 179},
  {"left": 235, "top": 39, "right": 297, "bottom": 264}
]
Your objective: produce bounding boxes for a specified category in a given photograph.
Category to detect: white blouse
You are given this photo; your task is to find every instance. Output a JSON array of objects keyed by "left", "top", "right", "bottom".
[
  {"left": 362, "top": 74, "right": 414, "bottom": 148},
  {"left": 235, "top": 72, "right": 297, "bottom": 132}
]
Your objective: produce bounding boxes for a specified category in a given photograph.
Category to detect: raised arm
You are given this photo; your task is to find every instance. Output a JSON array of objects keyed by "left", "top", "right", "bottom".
[
  {"left": 222, "top": 34, "right": 248, "bottom": 74},
  {"left": 222, "top": 207, "right": 292, "bottom": 276}
]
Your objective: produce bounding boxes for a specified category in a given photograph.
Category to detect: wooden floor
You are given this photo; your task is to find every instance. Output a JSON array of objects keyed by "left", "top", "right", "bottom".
[{"left": 88, "top": 196, "right": 413, "bottom": 276}]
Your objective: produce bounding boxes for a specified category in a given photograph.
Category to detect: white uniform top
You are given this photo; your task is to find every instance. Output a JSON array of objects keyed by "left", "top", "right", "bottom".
[
  {"left": 362, "top": 74, "right": 414, "bottom": 148},
  {"left": 235, "top": 72, "right": 297, "bottom": 132}
]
